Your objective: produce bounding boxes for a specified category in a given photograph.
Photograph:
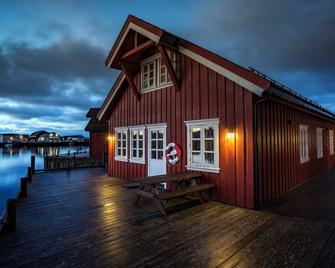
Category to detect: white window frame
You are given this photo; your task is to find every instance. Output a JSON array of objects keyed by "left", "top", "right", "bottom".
[
  {"left": 299, "top": 125, "right": 309, "bottom": 163},
  {"left": 114, "top": 127, "right": 128, "bottom": 162},
  {"left": 185, "top": 118, "right": 220, "bottom": 173},
  {"left": 329, "top": 129, "right": 334, "bottom": 156},
  {"left": 129, "top": 126, "right": 146, "bottom": 164},
  {"left": 317, "top": 127, "right": 323, "bottom": 159},
  {"left": 140, "top": 52, "right": 175, "bottom": 93}
]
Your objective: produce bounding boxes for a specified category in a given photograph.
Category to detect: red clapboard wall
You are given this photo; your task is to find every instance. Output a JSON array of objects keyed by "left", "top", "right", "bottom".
[
  {"left": 89, "top": 132, "right": 107, "bottom": 159},
  {"left": 256, "top": 99, "right": 335, "bottom": 205},
  {"left": 107, "top": 53, "right": 255, "bottom": 208}
]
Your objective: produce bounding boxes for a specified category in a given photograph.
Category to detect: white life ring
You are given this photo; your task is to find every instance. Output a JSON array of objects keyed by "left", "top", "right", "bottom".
[{"left": 165, "top": 142, "right": 181, "bottom": 165}]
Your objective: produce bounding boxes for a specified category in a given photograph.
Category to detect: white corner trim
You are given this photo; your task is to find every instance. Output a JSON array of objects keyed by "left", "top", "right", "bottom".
[
  {"left": 107, "top": 22, "right": 160, "bottom": 68},
  {"left": 98, "top": 75, "right": 126, "bottom": 121},
  {"left": 185, "top": 165, "right": 220, "bottom": 174},
  {"left": 179, "top": 46, "right": 265, "bottom": 96}
]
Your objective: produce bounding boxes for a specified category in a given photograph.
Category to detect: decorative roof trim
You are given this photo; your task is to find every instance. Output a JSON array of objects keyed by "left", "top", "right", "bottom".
[
  {"left": 107, "top": 22, "right": 160, "bottom": 68},
  {"left": 97, "top": 74, "right": 126, "bottom": 121}
]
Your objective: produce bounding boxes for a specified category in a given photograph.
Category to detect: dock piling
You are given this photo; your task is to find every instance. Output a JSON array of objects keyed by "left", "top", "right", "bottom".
[
  {"left": 27, "top": 167, "right": 33, "bottom": 182},
  {"left": 31, "top": 155, "right": 35, "bottom": 174},
  {"left": 6, "top": 198, "right": 16, "bottom": 231},
  {"left": 19, "top": 177, "right": 28, "bottom": 198}
]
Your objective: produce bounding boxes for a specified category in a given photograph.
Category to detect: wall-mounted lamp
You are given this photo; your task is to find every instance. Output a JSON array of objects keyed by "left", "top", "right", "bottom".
[
  {"left": 107, "top": 135, "right": 114, "bottom": 142},
  {"left": 227, "top": 130, "right": 235, "bottom": 139}
]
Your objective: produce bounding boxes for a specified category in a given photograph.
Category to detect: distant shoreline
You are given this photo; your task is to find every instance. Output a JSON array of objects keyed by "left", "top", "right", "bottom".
[{"left": 0, "top": 141, "right": 89, "bottom": 148}]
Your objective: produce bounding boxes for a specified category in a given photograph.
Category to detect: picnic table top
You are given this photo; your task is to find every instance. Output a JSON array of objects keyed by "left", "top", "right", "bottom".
[{"left": 133, "top": 173, "right": 202, "bottom": 185}]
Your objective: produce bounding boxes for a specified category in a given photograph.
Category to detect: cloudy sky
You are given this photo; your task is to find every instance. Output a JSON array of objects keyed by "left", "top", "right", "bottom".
[{"left": 1, "top": 0, "right": 334, "bottom": 135}]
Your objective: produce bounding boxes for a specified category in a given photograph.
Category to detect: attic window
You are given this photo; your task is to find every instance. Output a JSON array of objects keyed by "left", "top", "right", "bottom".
[{"left": 140, "top": 52, "right": 176, "bottom": 93}]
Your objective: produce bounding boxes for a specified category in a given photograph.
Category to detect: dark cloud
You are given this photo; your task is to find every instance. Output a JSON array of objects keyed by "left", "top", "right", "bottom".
[{"left": 192, "top": 0, "right": 335, "bottom": 72}]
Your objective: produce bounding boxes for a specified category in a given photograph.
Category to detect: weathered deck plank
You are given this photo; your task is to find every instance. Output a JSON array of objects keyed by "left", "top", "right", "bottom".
[{"left": 0, "top": 168, "right": 335, "bottom": 267}]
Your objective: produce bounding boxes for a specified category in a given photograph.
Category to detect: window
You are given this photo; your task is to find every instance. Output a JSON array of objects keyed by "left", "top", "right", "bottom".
[
  {"left": 140, "top": 51, "right": 176, "bottom": 92},
  {"left": 185, "top": 119, "right": 220, "bottom": 173},
  {"left": 299, "top": 125, "right": 309, "bottom": 163},
  {"left": 330, "top": 130, "right": 334, "bottom": 156},
  {"left": 130, "top": 127, "right": 145, "bottom": 163},
  {"left": 317, "top": 128, "right": 323, "bottom": 159},
  {"left": 115, "top": 127, "right": 128, "bottom": 161}
]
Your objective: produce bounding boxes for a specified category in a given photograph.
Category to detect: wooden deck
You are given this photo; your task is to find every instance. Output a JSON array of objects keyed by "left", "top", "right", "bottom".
[{"left": 1, "top": 168, "right": 335, "bottom": 267}]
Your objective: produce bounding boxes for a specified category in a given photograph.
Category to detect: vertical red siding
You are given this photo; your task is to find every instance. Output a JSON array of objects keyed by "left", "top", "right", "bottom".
[
  {"left": 107, "top": 53, "right": 255, "bottom": 208},
  {"left": 89, "top": 132, "right": 107, "bottom": 159},
  {"left": 256, "top": 99, "right": 335, "bottom": 205}
]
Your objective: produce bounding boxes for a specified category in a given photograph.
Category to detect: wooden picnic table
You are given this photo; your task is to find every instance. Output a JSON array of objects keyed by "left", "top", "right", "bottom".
[{"left": 133, "top": 173, "right": 216, "bottom": 215}]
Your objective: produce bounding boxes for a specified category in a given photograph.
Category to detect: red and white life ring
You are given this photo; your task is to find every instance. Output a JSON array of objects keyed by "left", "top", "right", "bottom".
[{"left": 165, "top": 143, "right": 181, "bottom": 165}]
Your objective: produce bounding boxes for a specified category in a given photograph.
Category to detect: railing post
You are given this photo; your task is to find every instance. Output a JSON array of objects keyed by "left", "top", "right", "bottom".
[
  {"left": 27, "top": 167, "right": 33, "bottom": 182},
  {"left": 31, "top": 155, "right": 35, "bottom": 174},
  {"left": 19, "top": 177, "right": 28, "bottom": 198},
  {"left": 6, "top": 198, "right": 16, "bottom": 231}
]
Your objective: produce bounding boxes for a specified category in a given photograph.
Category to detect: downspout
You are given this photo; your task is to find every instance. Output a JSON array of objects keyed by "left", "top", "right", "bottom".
[{"left": 253, "top": 93, "right": 271, "bottom": 209}]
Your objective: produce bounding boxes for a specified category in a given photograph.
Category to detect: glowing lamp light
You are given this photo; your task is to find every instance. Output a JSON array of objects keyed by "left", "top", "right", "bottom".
[
  {"left": 227, "top": 132, "right": 235, "bottom": 139},
  {"left": 107, "top": 135, "right": 114, "bottom": 141}
]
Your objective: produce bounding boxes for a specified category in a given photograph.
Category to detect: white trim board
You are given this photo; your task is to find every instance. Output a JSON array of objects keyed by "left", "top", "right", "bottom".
[
  {"left": 107, "top": 22, "right": 160, "bottom": 68},
  {"left": 98, "top": 74, "right": 126, "bottom": 121},
  {"left": 178, "top": 46, "right": 265, "bottom": 96}
]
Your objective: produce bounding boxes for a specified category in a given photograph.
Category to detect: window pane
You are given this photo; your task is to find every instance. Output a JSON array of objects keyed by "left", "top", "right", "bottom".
[
  {"left": 122, "top": 132, "right": 126, "bottom": 140},
  {"left": 132, "top": 132, "right": 137, "bottom": 140},
  {"left": 139, "top": 140, "right": 143, "bottom": 149},
  {"left": 123, "top": 149, "right": 126, "bottom": 156},
  {"left": 204, "top": 153, "right": 214, "bottom": 165},
  {"left": 117, "top": 141, "right": 121, "bottom": 148},
  {"left": 132, "top": 149, "right": 137, "bottom": 157},
  {"left": 151, "top": 141, "right": 156, "bottom": 149},
  {"left": 139, "top": 150, "right": 143, "bottom": 158},
  {"left": 191, "top": 152, "right": 201, "bottom": 163},
  {"left": 132, "top": 141, "right": 137, "bottom": 149},
  {"left": 151, "top": 150, "right": 156, "bottom": 159},
  {"left": 144, "top": 65, "right": 147, "bottom": 72},
  {"left": 157, "top": 151, "right": 163, "bottom": 160},
  {"left": 122, "top": 141, "right": 126, "bottom": 148},
  {"left": 117, "top": 132, "right": 121, "bottom": 139},
  {"left": 139, "top": 131, "right": 143, "bottom": 139},
  {"left": 204, "top": 127, "right": 214, "bottom": 138},
  {"left": 205, "top": 140, "right": 214, "bottom": 151},
  {"left": 192, "top": 128, "right": 201, "bottom": 138},
  {"left": 192, "top": 140, "right": 201, "bottom": 151},
  {"left": 158, "top": 140, "right": 163, "bottom": 149},
  {"left": 158, "top": 130, "right": 163, "bottom": 139},
  {"left": 151, "top": 131, "right": 156, "bottom": 139},
  {"left": 117, "top": 149, "right": 121, "bottom": 156}
]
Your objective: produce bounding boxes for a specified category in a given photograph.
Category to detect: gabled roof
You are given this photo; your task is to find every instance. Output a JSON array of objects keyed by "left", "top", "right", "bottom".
[
  {"left": 85, "top": 107, "right": 108, "bottom": 132},
  {"left": 98, "top": 15, "right": 271, "bottom": 121}
]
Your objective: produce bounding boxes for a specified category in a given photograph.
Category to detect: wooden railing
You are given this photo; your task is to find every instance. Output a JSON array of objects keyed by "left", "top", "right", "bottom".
[{"left": 44, "top": 155, "right": 105, "bottom": 170}]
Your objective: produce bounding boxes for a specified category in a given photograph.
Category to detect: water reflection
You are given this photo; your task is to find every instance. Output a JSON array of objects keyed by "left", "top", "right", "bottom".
[{"left": 0, "top": 145, "right": 89, "bottom": 216}]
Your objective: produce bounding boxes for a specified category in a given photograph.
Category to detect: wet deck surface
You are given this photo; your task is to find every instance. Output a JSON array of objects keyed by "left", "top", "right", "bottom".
[{"left": 0, "top": 168, "right": 335, "bottom": 267}]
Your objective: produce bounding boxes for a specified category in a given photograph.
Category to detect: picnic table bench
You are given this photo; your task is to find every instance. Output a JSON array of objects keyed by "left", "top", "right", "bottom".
[{"left": 130, "top": 173, "right": 216, "bottom": 215}]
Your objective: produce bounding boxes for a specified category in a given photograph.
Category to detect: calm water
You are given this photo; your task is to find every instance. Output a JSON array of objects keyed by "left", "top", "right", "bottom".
[{"left": 0, "top": 145, "right": 89, "bottom": 215}]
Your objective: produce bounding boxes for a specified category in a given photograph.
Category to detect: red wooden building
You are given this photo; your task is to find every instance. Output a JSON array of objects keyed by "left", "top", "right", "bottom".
[
  {"left": 85, "top": 108, "right": 108, "bottom": 159},
  {"left": 97, "top": 15, "right": 335, "bottom": 208}
]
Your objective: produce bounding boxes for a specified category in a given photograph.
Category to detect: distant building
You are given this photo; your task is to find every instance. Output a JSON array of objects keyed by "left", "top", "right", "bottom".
[
  {"left": 29, "top": 131, "right": 48, "bottom": 142},
  {"left": 63, "top": 135, "right": 85, "bottom": 142},
  {"left": 37, "top": 132, "right": 61, "bottom": 142}
]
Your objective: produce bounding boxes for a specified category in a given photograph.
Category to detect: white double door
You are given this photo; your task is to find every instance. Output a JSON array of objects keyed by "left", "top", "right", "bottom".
[{"left": 147, "top": 125, "right": 166, "bottom": 177}]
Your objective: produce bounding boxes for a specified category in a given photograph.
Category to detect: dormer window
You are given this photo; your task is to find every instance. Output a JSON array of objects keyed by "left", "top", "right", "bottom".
[{"left": 140, "top": 51, "right": 175, "bottom": 93}]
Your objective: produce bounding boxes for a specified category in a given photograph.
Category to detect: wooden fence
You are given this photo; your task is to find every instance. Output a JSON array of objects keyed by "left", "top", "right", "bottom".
[{"left": 44, "top": 155, "right": 105, "bottom": 170}]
